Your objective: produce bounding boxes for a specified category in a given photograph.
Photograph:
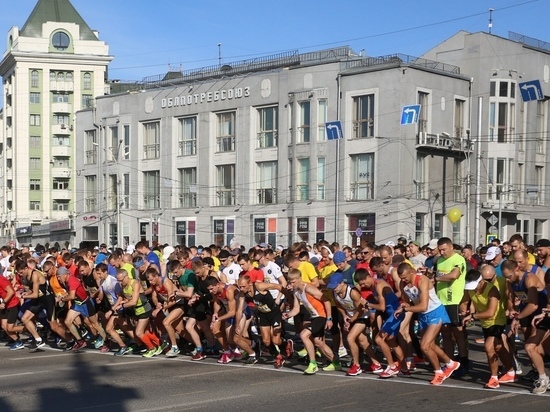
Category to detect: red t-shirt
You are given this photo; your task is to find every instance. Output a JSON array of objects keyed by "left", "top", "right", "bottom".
[
  {"left": 241, "top": 268, "right": 264, "bottom": 283},
  {"left": 67, "top": 275, "right": 89, "bottom": 302},
  {"left": 0, "top": 276, "right": 19, "bottom": 308}
]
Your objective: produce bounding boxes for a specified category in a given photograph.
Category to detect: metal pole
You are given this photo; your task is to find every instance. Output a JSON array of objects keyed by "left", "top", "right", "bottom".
[
  {"left": 498, "top": 189, "right": 502, "bottom": 240},
  {"left": 474, "top": 97, "right": 483, "bottom": 247},
  {"left": 334, "top": 74, "right": 341, "bottom": 243}
]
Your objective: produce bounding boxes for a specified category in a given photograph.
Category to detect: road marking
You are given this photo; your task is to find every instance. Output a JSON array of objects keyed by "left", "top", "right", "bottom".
[
  {"left": 105, "top": 359, "right": 163, "bottom": 367},
  {"left": 397, "top": 390, "right": 426, "bottom": 396},
  {"left": 249, "top": 379, "right": 280, "bottom": 386},
  {"left": 0, "top": 372, "right": 41, "bottom": 378},
  {"left": 169, "top": 390, "right": 207, "bottom": 397},
  {"left": 75, "top": 402, "right": 123, "bottom": 411},
  {"left": 132, "top": 394, "right": 252, "bottom": 412},
  {"left": 10, "top": 353, "right": 72, "bottom": 361},
  {"left": 460, "top": 393, "right": 520, "bottom": 405},
  {"left": 323, "top": 402, "right": 357, "bottom": 409}
]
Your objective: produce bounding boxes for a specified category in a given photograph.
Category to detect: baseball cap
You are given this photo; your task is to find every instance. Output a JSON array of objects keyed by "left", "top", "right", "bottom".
[
  {"left": 485, "top": 246, "right": 501, "bottom": 261},
  {"left": 427, "top": 239, "right": 439, "bottom": 250},
  {"left": 218, "top": 250, "right": 230, "bottom": 260},
  {"left": 56, "top": 266, "right": 69, "bottom": 276},
  {"left": 327, "top": 272, "right": 344, "bottom": 289},
  {"left": 162, "top": 246, "right": 175, "bottom": 261},
  {"left": 310, "top": 257, "right": 320, "bottom": 267},
  {"left": 229, "top": 248, "right": 241, "bottom": 256},
  {"left": 397, "top": 237, "right": 408, "bottom": 244},
  {"left": 276, "top": 245, "right": 284, "bottom": 252},
  {"left": 535, "top": 239, "right": 550, "bottom": 247},
  {"left": 385, "top": 241, "right": 396, "bottom": 247},
  {"left": 464, "top": 275, "right": 482, "bottom": 290},
  {"left": 258, "top": 242, "right": 268, "bottom": 248},
  {"left": 333, "top": 251, "right": 346, "bottom": 265},
  {"left": 410, "top": 240, "right": 420, "bottom": 247}
]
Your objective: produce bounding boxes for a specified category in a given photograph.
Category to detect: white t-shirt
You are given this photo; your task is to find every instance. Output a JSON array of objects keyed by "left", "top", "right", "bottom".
[
  {"left": 262, "top": 261, "right": 284, "bottom": 298},
  {"left": 0, "top": 255, "right": 11, "bottom": 277},
  {"left": 222, "top": 262, "right": 242, "bottom": 285}
]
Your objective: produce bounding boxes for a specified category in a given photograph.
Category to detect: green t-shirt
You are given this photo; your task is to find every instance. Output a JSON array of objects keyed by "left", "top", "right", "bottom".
[
  {"left": 178, "top": 269, "right": 198, "bottom": 290},
  {"left": 435, "top": 253, "right": 466, "bottom": 305}
]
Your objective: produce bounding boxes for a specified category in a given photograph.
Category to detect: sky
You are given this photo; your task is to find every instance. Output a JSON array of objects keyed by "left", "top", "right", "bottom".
[{"left": 0, "top": 0, "right": 547, "bottom": 86}]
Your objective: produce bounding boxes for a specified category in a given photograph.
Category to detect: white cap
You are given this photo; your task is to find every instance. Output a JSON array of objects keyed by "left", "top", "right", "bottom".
[
  {"left": 162, "top": 246, "right": 175, "bottom": 261},
  {"left": 485, "top": 246, "right": 501, "bottom": 261},
  {"left": 427, "top": 239, "right": 439, "bottom": 250},
  {"left": 464, "top": 275, "right": 482, "bottom": 290}
]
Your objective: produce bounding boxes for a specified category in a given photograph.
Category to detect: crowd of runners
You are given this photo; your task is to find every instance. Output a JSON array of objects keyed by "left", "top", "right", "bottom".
[{"left": 1, "top": 234, "right": 550, "bottom": 395}]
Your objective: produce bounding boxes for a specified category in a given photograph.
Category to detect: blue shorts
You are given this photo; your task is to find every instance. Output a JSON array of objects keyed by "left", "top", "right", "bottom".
[
  {"left": 381, "top": 311, "right": 405, "bottom": 337},
  {"left": 418, "top": 305, "right": 450, "bottom": 331},
  {"left": 72, "top": 299, "right": 96, "bottom": 318}
]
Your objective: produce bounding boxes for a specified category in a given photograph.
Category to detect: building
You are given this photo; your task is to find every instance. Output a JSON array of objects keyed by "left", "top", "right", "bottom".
[
  {"left": 0, "top": 0, "right": 112, "bottom": 247},
  {"left": 74, "top": 48, "right": 473, "bottom": 248}
]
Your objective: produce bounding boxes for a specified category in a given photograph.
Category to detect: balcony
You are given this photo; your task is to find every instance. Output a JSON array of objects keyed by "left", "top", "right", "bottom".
[
  {"left": 52, "top": 189, "right": 71, "bottom": 200},
  {"left": 52, "top": 124, "right": 72, "bottom": 135},
  {"left": 416, "top": 132, "right": 473, "bottom": 156},
  {"left": 50, "top": 81, "right": 74, "bottom": 92},
  {"left": 52, "top": 102, "right": 72, "bottom": 113},
  {"left": 178, "top": 140, "right": 196, "bottom": 156},
  {"left": 5, "top": 83, "right": 12, "bottom": 96},
  {"left": 52, "top": 168, "right": 71, "bottom": 178},
  {"left": 178, "top": 192, "right": 197, "bottom": 208},
  {"left": 216, "top": 189, "right": 235, "bottom": 206},
  {"left": 52, "top": 145, "right": 71, "bottom": 157},
  {"left": 257, "top": 188, "right": 277, "bottom": 204},
  {"left": 350, "top": 182, "right": 374, "bottom": 201}
]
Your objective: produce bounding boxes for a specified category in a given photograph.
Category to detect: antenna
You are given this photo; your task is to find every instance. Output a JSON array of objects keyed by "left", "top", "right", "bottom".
[
  {"left": 218, "top": 43, "right": 222, "bottom": 66},
  {"left": 488, "top": 8, "right": 494, "bottom": 34}
]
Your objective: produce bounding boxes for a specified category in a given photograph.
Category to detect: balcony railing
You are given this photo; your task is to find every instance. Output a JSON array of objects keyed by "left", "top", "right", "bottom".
[
  {"left": 350, "top": 182, "right": 374, "bottom": 200},
  {"left": 296, "top": 185, "right": 309, "bottom": 201},
  {"left": 179, "top": 192, "right": 197, "bottom": 208},
  {"left": 143, "top": 143, "right": 160, "bottom": 160},
  {"left": 257, "top": 188, "right": 277, "bottom": 204},
  {"left": 417, "top": 132, "right": 473, "bottom": 153},
  {"left": 217, "top": 189, "right": 235, "bottom": 206},
  {"left": 178, "top": 140, "right": 196, "bottom": 156},
  {"left": 257, "top": 132, "right": 278, "bottom": 148},
  {"left": 217, "top": 136, "right": 235, "bottom": 152}
]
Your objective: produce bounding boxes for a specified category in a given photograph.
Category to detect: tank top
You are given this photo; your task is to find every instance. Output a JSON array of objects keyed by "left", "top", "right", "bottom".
[
  {"left": 122, "top": 279, "right": 150, "bottom": 315},
  {"left": 402, "top": 275, "right": 441, "bottom": 314},
  {"left": 468, "top": 282, "right": 506, "bottom": 328},
  {"left": 332, "top": 285, "right": 367, "bottom": 318},
  {"left": 512, "top": 270, "right": 547, "bottom": 311},
  {"left": 294, "top": 284, "right": 326, "bottom": 318},
  {"left": 249, "top": 284, "right": 277, "bottom": 313},
  {"left": 217, "top": 284, "right": 232, "bottom": 312}
]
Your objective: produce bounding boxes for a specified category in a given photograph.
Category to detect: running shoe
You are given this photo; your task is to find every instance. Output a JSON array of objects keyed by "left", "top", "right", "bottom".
[
  {"left": 322, "top": 361, "right": 342, "bottom": 372},
  {"left": 142, "top": 348, "right": 156, "bottom": 358},
  {"left": 285, "top": 339, "right": 294, "bottom": 358},
  {"left": 370, "top": 363, "right": 384, "bottom": 374},
  {"left": 191, "top": 351, "right": 206, "bottom": 361},
  {"left": 347, "top": 363, "right": 363, "bottom": 376},
  {"left": 114, "top": 346, "right": 131, "bottom": 356},
  {"left": 296, "top": 348, "right": 308, "bottom": 358},
  {"left": 4, "top": 339, "right": 15, "bottom": 346},
  {"left": 498, "top": 372, "right": 518, "bottom": 383},
  {"left": 338, "top": 346, "right": 348, "bottom": 358},
  {"left": 165, "top": 346, "right": 180, "bottom": 358},
  {"left": 232, "top": 350, "right": 242, "bottom": 360},
  {"left": 514, "top": 358, "right": 523, "bottom": 375},
  {"left": 243, "top": 356, "right": 258, "bottom": 365},
  {"left": 100, "top": 344, "right": 110, "bottom": 353},
  {"left": 9, "top": 340, "right": 24, "bottom": 351},
  {"left": 379, "top": 364, "right": 400, "bottom": 379},
  {"left": 485, "top": 377, "right": 500, "bottom": 389},
  {"left": 430, "top": 371, "right": 447, "bottom": 385},
  {"left": 93, "top": 337, "right": 105, "bottom": 349},
  {"left": 442, "top": 360, "right": 461, "bottom": 378},
  {"left": 71, "top": 340, "right": 87, "bottom": 351},
  {"left": 304, "top": 362, "right": 318, "bottom": 375},
  {"left": 274, "top": 354, "right": 285, "bottom": 369},
  {"left": 532, "top": 377, "right": 550, "bottom": 395},
  {"left": 64, "top": 341, "right": 76, "bottom": 351},
  {"left": 159, "top": 340, "right": 169, "bottom": 353},
  {"left": 153, "top": 345, "right": 164, "bottom": 356},
  {"left": 217, "top": 351, "right": 233, "bottom": 364}
]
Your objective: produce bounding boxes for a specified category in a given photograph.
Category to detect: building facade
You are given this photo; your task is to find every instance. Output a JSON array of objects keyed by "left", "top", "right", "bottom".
[{"left": 0, "top": 0, "right": 112, "bottom": 247}]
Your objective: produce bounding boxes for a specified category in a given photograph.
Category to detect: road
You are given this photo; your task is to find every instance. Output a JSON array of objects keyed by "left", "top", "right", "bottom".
[{"left": 0, "top": 337, "right": 549, "bottom": 412}]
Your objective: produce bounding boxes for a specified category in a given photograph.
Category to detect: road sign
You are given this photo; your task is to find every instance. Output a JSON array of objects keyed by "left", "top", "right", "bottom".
[
  {"left": 487, "top": 215, "right": 498, "bottom": 225},
  {"left": 325, "top": 121, "right": 343, "bottom": 140},
  {"left": 400, "top": 105, "right": 421, "bottom": 125},
  {"left": 355, "top": 228, "right": 363, "bottom": 237},
  {"left": 488, "top": 225, "right": 498, "bottom": 234},
  {"left": 519, "top": 80, "right": 544, "bottom": 102}
]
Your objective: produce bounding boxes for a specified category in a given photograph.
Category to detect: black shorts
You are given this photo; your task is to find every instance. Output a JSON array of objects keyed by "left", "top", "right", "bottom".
[
  {"left": 1, "top": 306, "right": 19, "bottom": 324},
  {"left": 258, "top": 308, "right": 282, "bottom": 328},
  {"left": 329, "top": 307, "right": 341, "bottom": 335},
  {"left": 135, "top": 309, "right": 153, "bottom": 320},
  {"left": 520, "top": 314, "right": 534, "bottom": 329},
  {"left": 187, "top": 306, "right": 208, "bottom": 322},
  {"left": 350, "top": 317, "right": 370, "bottom": 329},
  {"left": 28, "top": 295, "right": 56, "bottom": 321},
  {"left": 297, "top": 305, "right": 312, "bottom": 323},
  {"left": 535, "top": 316, "right": 550, "bottom": 332},
  {"left": 444, "top": 304, "right": 461, "bottom": 327},
  {"left": 305, "top": 317, "right": 326, "bottom": 338},
  {"left": 482, "top": 324, "right": 506, "bottom": 339}
]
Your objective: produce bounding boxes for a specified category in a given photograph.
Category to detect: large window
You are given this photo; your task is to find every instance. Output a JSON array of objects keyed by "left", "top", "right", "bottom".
[
  {"left": 30, "top": 70, "right": 39, "bottom": 88},
  {"left": 30, "top": 201, "right": 41, "bottom": 211},
  {"left": 123, "top": 174, "right": 130, "bottom": 209},
  {"left": 178, "top": 117, "right": 197, "bottom": 156},
  {"left": 317, "top": 99, "right": 327, "bottom": 141},
  {"left": 489, "top": 80, "right": 516, "bottom": 143},
  {"left": 30, "top": 114, "right": 41, "bottom": 126},
  {"left": 317, "top": 157, "right": 326, "bottom": 200},
  {"left": 216, "top": 164, "right": 235, "bottom": 206},
  {"left": 30, "top": 158, "right": 41, "bottom": 170},
  {"left": 253, "top": 217, "right": 277, "bottom": 246},
  {"left": 53, "top": 114, "right": 70, "bottom": 125},
  {"left": 350, "top": 153, "right": 375, "bottom": 200},
  {"left": 143, "top": 170, "right": 160, "bottom": 209},
  {"left": 123, "top": 125, "right": 130, "bottom": 160},
  {"left": 213, "top": 218, "right": 235, "bottom": 247},
  {"left": 418, "top": 92, "right": 429, "bottom": 134},
  {"left": 454, "top": 99, "right": 465, "bottom": 138},
  {"left": 298, "top": 102, "right": 311, "bottom": 143},
  {"left": 296, "top": 158, "right": 310, "bottom": 201},
  {"left": 53, "top": 179, "right": 69, "bottom": 190},
  {"left": 176, "top": 220, "right": 196, "bottom": 247},
  {"left": 85, "top": 130, "right": 97, "bottom": 164},
  {"left": 536, "top": 100, "right": 547, "bottom": 155},
  {"left": 53, "top": 93, "right": 69, "bottom": 103},
  {"left": 415, "top": 213, "right": 426, "bottom": 245},
  {"left": 257, "top": 106, "right": 278, "bottom": 148},
  {"left": 352, "top": 94, "right": 374, "bottom": 138},
  {"left": 83, "top": 72, "right": 92, "bottom": 90},
  {"left": 82, "top": 94, "right": 93, "bottom": 109},
  {"left": 415, "top": 154, "right": 426, "bottom": 199},
  {"left": 217, "top": 112, "right": 235, "bottom": 152},
  {"left": 85, "top": 176, "right": 97, "bottom": 212},
  {"left": 30, "top": 92, "right": 40, "bottom": 104},
  {"left": 179, "top": 167, "right": 197, "bottom": 208},
  {"left": 257, "top": 161, "right": 277, "bottom": 204},
  {"left": 487, "top": 157, "right": 513, "bottom": 200},
  {"left": 143, "top": 121, "right": 160, "bottom": 160},
  {"left": 30, "top": 179, "right": 41, "bottom": 191},
  {"left": 30, "top": 135, "right": 41, "bottom": 148},
  {"left": 53, "top": 200, "right": 70, "bottom": 211}
]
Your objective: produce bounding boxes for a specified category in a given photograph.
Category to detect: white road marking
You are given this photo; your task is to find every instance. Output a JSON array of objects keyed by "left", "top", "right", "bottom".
[
  {"left": 10, "top": 353, "right": 73, "bottom": 361},
  {"left": 132, "top": 394, "right": 252, "bottom": 412},
  {"left": 460, "top": 393, "right": 520, "bottom": 405}
]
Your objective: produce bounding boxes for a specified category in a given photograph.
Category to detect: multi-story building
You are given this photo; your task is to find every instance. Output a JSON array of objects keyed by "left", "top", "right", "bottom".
[{"left": 0, "top": 0, "right": 112, "bottom": 247}]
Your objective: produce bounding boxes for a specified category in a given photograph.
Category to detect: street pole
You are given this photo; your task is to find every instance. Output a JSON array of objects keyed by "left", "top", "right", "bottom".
[{"left": 474, "top": 97, "right": 483, "bottom": 247}]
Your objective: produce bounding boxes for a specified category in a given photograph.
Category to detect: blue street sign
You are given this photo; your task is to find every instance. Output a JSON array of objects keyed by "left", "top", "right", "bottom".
[
  {"left": 325, "top": 121, "right": 343, "bottom": 140},
  {"left": 401, "top": 104, "right": 421, "bottom": 125},
  {"left": 519, "top": 80, "right": 544, "bottom": 102}
]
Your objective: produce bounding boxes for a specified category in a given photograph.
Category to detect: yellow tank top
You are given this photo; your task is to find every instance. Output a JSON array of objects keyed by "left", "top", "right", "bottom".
[{"left": 468, "top": 282, "right": 506, "bottom": 329}]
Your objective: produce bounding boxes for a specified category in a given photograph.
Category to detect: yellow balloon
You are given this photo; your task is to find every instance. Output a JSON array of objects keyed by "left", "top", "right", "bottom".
[{"left": 447, "top": 208, "right": 462, "bottom": 224}]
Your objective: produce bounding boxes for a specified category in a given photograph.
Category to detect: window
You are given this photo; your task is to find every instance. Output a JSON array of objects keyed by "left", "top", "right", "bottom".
[
  {"left": 298, "top": 101, "right": 311, "bottom": 143},
  {"left": 353, "top": 94, "right": 374, "bottom": 138},
  {"left": 85, "top": 130, "right": 97, "bottom": 164},
  {"left": 317, "top": 99, "right": 327, "bottom": 141},
  {"left": 83, "top": 72, "right": 92, "bottom": 90},
  {"left": 52, "top": 31, "right": 70, "bottom": 51},
  {"left": 253, "top": 217, "right": 277, "bottom": 246},
  {"left": 257, "top": 106, "right": 278, "bottom": 148},
  {"left": 30, "top": 201, "right": 41, "bottom": 211},
  {"left": 31, "top": 70, "right": 39, "bottom": 88},
  {"left": 53, "top": 136, "right": 70, "bottom": 146},
  {"left": 30, "top": 114, "right": 41, "bottom": 126},
  {"left": 316, "top": 217, "right": 325, "bottom": 243},
  {"left": 257, "top": 161, "right": 277, "bottom": 204},
  {"left": 296, "top": 158, "right": 310, "bottom": 201},
  {"left": 418, "top": 92, "right": 429, "bottom": 134},
  {"left": 452, "top": 220, "right": 461, "bottom": 245},
  {"left": 109, "top": 126, "right": 119, "bottom": 161},
  {"left": 51, "top": 157, "right": 69, "bottom": 168},
  {"left": 317, "top": 157, "right": 326, "bottom": 200},
  {"left": 53, "top": 200, "right": 70, "bottom": 211},
  {"left": 536, "top": 100, "right": 547, "bottom": 155},
  {"left": 348, "top": 214, "right": 376, "bottom": 245},
  {"left": 454, "top": 99, "right": 465, "bottom": 138},
  {"left": 30, "top": 179, "right": 41, "bottom": 191},
  {"left": 350, "top": 153, "right": 375, "bottom": 200},
  {"left": 178, "top": 117, "right": 196, "bottom": 156},
  {"left": 534, "top": 219, "right": 546, "bottom": 243},
  {"left": 179, "top": 168, "right": 197, "bottom": 208},
  {"left": 143, "top": 170, "right": 160, "bottom": 209},
  {"left": 175, "top": 220, "right": 196, "bottom": 247},
  {"left": 415, "top": 154, "right": 426, "bottom": 199},
  {"left": 489, "top": 80, "right": 516, "bottom": 143},
  {"left": 85, "top": 176, "right": 97, "bottom": 212},
  {"left": 216, "top": 164, "right": 235, "bottom": 206},
  {"left": 487, "top": 157, "right": 513, "bottom": 201},
  {"left": 123, "top": 174, "right": 130, "bottom": 209},
  {"left": 433, "top": 214, "right": 443, "bottom": 239},
  {"left": 123, "top": 125, "right": 130, "bottom": 160},
  {"left": 415, "top": 213, "right": 426, "bottom": 246},
  {"left": 30, "top": 135, "right": 41, "bottom": 148},
  {"left": 82, "top": 94, "right": 93, "bottom": 109},
  {"left": 53, "top": 93, "right": 69, "bottom": 103},
  {"left": 108, "top": 175, "right": 117, "bottom": 210},
  {"left": 53, "top": 179, "right": 69, "bottom": 190},
  {"left": 536, "top": 166, "right": 544, "bottom": 205},
  {"left": 143, "top": 121, "right": 160, "bottom": 160},
  {"left": 213, "top": 219, "right": 235, "bottom": 247},
  {"left": 30, "top": 158, "right": 41, "bottom": 170},
  {"left": 53, "top": 114, "right": 69, "bottom": 125},
  {"left": 297, "top": 217, "right": 309, "bottom": 243},
  {"left": 217, "top": 112, "right": 235, "bottom": 152},
  {"left": 30, "top": 92, "right": 40, "bottom": 104}
]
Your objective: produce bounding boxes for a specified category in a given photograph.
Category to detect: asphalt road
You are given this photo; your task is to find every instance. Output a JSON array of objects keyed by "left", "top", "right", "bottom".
[{"left": 1, "top": 335, "right": 549, "bottom": 412}]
